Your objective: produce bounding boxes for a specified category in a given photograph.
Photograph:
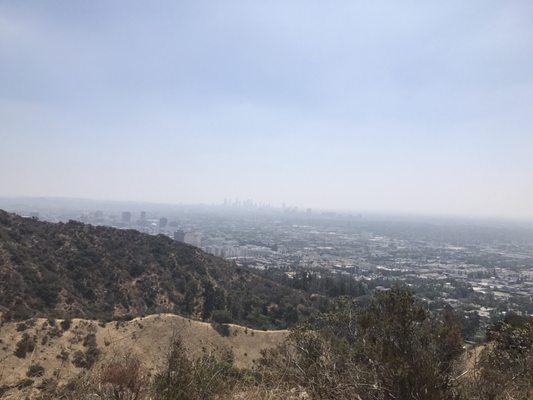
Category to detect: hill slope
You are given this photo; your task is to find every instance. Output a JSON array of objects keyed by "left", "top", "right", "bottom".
[
  {"left": 0, "top": 314, "right": 288, "bottom": 399},
  {"left": 0, "top": 210, "right": 310, "bottom": 328}
]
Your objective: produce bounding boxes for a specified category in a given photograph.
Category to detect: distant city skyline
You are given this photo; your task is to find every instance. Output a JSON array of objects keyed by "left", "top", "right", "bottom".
[
  {"left": 1, "top": 1, "right": 532, "bottom": 219},
  {"left": 2, "top": 195, "right": 533, "bottom": 226}
]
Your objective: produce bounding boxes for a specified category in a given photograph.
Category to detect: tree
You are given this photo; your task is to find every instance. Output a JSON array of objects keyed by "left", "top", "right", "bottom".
[
  {"left": 466, "top": 315, "right": 533, "bottom": 400},
  {"left": 260, "top": 286, "right": 465, "bottom": 400}
]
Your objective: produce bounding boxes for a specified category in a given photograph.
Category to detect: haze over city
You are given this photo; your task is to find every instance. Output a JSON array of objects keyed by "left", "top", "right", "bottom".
[
  {"left": 1, "top": 3, "right": 533, "bottom": 399},
  {"left": 1, "top": 1, "right": 532, "bottom": 219}
]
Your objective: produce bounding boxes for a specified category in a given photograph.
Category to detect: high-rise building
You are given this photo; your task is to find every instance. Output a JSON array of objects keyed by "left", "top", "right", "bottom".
[
  {"left": 140, "top": 211, "right": 146, "bottom": 221},
  {"left": 159, "top": 217, "right": 168, "bottom": 229},
  {"left": 121, "top": 211, "right": 132, "bottom": 223},
  {"left": 173, "top": 230, "right": 185, "bottom": 242}
]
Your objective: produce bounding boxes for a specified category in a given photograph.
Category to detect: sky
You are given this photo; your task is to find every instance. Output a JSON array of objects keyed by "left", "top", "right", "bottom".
[{"left": 1, "top": 1, "right": 532, "bottom": 219}]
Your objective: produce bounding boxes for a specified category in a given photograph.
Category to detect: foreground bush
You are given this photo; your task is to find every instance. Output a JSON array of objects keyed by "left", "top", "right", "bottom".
[
  {"left": 97, "top": 355, "right": 148, "bottom": 400},
  {"left": 259, "top": 286, "right": 464, "bottom": 400},
  {"left": 463, "top": 314, "right": 533, "bottom": 400},
  {"left": 43, "top": 354, "right": 147, "bottom": 400},
  {"left": 153, "top": 335, "right": 236, "bottom": 400}
]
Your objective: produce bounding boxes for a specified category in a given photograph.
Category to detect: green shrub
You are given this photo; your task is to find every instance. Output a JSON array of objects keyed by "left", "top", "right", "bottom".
[
  {"left": 16, "top": 322, "right": 28, "bottom": 332},
  {"left": 71, "top": 350, "right": 85, "bottom": 368},
  {"left": 60, "top": 318, "right": 72, "bottom": 331},
  {"left": 152, "top": 337, "right": 195, "bottom": 400},
  {"left": 26, "top": 363, "right": 45, "bottom": 377},
  {"left": 16, "top": 378, "right": 34, "bottom": 389},
  {"left": 83, "top": 333, "right": 97, "bottom": 347},
  {"left": 14, "top": 333, "right": 35, "bottom": 358},
  {"left": 71, "top": 346, "right": 100, "bottom": 369},
  {"left": 36, "top": 378, "right": 54, "bottom": 390},
  {"left": 211, "top": 322, "right": 230, "bottom": 337},
  {"left": 57, "top": 349, "right": 69, "bottom": 361},
  {"left": 152, "top": 336, "right": 235, "bottom": 400}
]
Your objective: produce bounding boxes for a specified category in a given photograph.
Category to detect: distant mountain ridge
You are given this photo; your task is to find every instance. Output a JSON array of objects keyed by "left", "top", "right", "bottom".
[{"left": 0, "top": 209, "right": 309, "bottom": 328}]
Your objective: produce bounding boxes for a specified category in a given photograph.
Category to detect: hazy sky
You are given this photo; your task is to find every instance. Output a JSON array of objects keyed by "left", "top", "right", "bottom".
[{"left": 1, "top": 1, "right": 532, "bottom": 218}]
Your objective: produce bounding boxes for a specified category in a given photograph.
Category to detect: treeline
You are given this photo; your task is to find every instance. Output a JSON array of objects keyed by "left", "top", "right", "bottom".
[{"left": 272, "top": 270, "right": 368, "bottom": 298}]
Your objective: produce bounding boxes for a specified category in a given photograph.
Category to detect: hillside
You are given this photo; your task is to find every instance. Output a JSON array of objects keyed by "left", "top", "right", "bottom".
[
  {"left": 0, "top": 210, "right": 310, "bottom": 328},
  {"left": 0, "top": 313, "right": 288, "bottom": 399}
]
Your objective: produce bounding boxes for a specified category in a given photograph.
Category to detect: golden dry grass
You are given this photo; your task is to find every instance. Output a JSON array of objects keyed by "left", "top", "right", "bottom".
[{"left": 0, "top": 314, "right": 287, "bottom": 399}]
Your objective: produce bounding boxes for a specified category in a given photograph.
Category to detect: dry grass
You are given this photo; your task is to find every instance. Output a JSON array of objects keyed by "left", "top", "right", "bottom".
[{"left": 0, "top": 313, "right": 287, "bottom": 399}]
